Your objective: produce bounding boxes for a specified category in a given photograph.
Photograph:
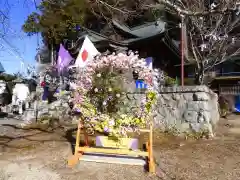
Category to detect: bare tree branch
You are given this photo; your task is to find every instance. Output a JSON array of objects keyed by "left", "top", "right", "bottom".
[
  {"left": 183, "top": 1, "right": 240, "bottom": 84},
  {"left": 97, "top": 0, "right": 136, "bottom": 14},
  {"left": 92, "top": 0, "right": 240, "bottom": 84},
  {"left": 149, "top": 0, "right": 238, "bottom": 16}
]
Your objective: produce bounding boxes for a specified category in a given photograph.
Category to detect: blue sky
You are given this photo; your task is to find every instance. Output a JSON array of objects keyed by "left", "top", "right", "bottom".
[{"left": 0, "top": 0, "right": 40, "bottom": 74}]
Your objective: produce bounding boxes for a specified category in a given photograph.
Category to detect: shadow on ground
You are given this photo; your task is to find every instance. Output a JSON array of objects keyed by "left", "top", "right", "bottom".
[
  {"left": 0, "top": 112, "right": 8, "bottom": 118},
  {"left": 0, "top": 123, "right": 69, "bottom": 152},
  {"left": 64, "top": 128, "right": 77, "bottom": 154}
]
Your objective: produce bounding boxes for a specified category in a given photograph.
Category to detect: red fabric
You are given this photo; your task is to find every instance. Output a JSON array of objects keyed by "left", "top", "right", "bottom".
[
  {"left": 81, "top": 49, "right": 88, "bottom": 62},
  {"left": 40, "top": 81, "right": 46, "bottom": 87}
]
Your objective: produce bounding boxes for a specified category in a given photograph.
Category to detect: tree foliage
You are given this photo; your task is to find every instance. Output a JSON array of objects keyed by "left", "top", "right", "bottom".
[
  {"left": 22, "top": 0, "right": 240, "bottom": 85},
  {"left": 22, "top": 0, "right": 164, "bottom": 46},
  {"left": 22, "top": 0, "right": 88, "bottom": 45},
  {"left": 0, "top": 73, "right": 16, "bottom": 82}
]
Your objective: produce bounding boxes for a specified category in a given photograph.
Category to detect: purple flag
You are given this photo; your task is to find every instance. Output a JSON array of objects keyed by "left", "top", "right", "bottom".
[
  {"left": 145, "top": 57, "right": 153, "bottom": 69},
  {"left": 57, "top": 44, "right": 72, "bottom": 71}
]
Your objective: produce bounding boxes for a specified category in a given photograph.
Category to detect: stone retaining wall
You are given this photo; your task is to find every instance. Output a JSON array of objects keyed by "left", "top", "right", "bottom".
[
  {"left": 23, "top": 84, "right": 220, "bottom": 136},
  {"left": 153, "top": 86, "right": 219, "bottom": 136}
]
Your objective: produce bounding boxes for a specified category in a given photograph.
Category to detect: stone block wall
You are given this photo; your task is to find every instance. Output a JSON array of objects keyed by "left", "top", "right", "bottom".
[
  {"left": 153, "top": 86, "right": 219, "bottom": 135},
  {"left": 31, "top": 84, "right": 219, "bottom": 136}
]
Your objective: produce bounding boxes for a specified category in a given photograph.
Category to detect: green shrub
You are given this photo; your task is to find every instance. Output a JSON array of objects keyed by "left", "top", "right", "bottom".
[
  {"left": 219, "top": 96, "right": 232, "bottom": 118},
  {"left": 165, "top": 76, "right": 177, "bottom": 86}
]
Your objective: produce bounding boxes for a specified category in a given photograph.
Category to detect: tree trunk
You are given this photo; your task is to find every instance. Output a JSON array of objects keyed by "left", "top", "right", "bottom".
[
  {"left": 50, "top": 43, "right": 54, "bottom": 66},
  {"left": 195, "top": 69, "right": 205, "bottom": 85},
  {"left": 194, "top": 61, "right": 206, "bottom": 85}
]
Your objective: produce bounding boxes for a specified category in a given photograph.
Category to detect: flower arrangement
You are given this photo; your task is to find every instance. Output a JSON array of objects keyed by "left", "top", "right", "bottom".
[{"left": 73, "top": 51, "right": 157, "bottom": 138}]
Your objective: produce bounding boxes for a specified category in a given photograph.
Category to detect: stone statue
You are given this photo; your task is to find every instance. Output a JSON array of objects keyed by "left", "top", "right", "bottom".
[{"left": 12, "top": 78, "right": 30, "bottom": 114}]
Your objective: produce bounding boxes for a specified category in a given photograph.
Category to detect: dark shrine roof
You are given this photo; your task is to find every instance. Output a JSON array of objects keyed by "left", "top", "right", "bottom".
[{"left": 64, "top": 19, "right": 179, "bottom": 56}]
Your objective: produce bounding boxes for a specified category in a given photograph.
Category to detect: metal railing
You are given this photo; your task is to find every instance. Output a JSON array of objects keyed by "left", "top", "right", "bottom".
[{"left": 219, "top": 85, "right": 240, "bottom": 95}]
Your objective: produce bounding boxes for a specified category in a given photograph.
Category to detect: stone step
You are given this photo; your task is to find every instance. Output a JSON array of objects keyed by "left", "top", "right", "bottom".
[{"left": 80, "top": 153, "right": 146, "bottom": 166}]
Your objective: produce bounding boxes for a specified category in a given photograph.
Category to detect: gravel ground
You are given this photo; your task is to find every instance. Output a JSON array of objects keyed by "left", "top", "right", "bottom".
[
  {"left": 0, "top": 141, "right": 156, "bottom": 180},
  {"left": 0, "top": 117, "right": 240, "bottom": 180},
  {"left": 155, "top": 139, "right": 240, "bottom": 180}
]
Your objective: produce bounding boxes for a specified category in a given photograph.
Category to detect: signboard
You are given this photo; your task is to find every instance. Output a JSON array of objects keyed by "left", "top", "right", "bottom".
[
  {"left": 135, "top": 80, "right": 147, "bottom": 89},
  {"left": 95, "top": 136, "right": 139, "bottom": 150},
  {"left": 235, "top": 95, "right": 240, "bottom": 112}
]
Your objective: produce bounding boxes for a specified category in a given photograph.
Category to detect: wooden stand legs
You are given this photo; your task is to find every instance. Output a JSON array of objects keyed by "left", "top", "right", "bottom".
[
  {"left": 68, "top": 120, "right": 156, "bottom": 174},
  {"left": 147, "top": 121, "right": 155, "bottom": 173},
  {"left": 68, "top": 122, "right": 82, "bottom": 167}
]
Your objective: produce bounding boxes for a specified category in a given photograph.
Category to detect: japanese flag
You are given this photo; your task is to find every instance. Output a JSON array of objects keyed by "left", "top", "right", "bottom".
[{"left": 74, "top": 36, "right": 99, "bottom": 68}]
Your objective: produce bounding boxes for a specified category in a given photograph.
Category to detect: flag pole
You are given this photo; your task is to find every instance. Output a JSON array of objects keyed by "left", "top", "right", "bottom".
[{"left": 180, "top": 15, "right": 185, "bottom": 87}]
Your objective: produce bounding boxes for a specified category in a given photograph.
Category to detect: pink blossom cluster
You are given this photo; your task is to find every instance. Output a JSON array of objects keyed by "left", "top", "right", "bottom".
[
  {"left": 75, "top": 51, "right": 153, "bottom": 93},
  {"left": 71, "top": 51, "right": 158, "bottom": 136}
]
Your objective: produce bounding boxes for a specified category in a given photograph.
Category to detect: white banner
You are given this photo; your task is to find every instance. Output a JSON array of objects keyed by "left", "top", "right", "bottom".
[{"left": 74, "top": 36, "right": 99, "bottom": 68}]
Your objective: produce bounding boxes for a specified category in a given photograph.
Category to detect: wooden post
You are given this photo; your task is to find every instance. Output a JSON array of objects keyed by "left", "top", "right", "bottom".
[
  {"left": 75, "top": 122, "right": 81, "bottom": 153},
  {"left": 148, "top": 117, "right": 155, "bottom": 173},
  {"left": 84, "top": 129, "right": 89, "bottom": 146},
  {"left": 68, "top": 120, "right": 82, "bottom": 167},
  {"left": 181, "top": 15, "right": 185, "bottom": 87}
]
